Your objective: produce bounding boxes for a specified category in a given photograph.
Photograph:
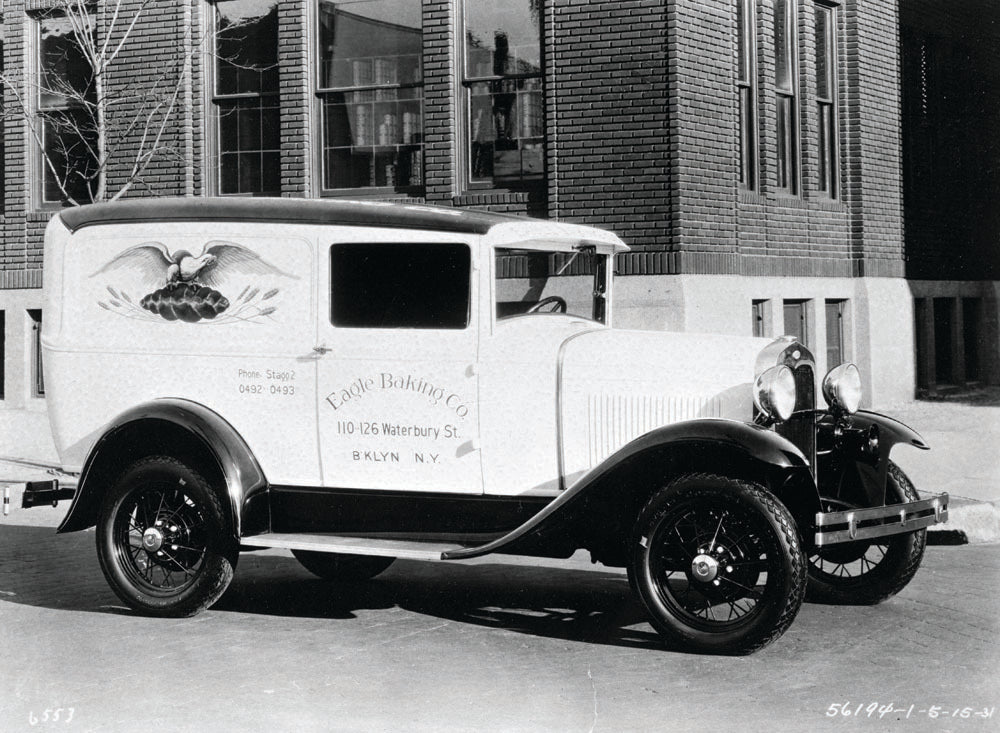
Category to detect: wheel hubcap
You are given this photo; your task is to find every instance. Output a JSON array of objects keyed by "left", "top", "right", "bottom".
[
  {"left": 142, "top": 527, "right": 164, "bottom": 552},
  {"left": 691, "top": 554, "right": 719, "bottom": 582}
]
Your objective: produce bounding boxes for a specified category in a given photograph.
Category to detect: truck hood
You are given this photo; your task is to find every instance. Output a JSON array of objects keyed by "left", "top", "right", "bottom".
[{"left": 558, "top": 328, "right": 777, "bottom": 481}]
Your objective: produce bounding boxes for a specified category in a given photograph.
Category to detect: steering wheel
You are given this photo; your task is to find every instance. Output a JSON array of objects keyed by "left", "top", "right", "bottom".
[{"left": 527, "top": 296, "right": 568, "bottom": 314}]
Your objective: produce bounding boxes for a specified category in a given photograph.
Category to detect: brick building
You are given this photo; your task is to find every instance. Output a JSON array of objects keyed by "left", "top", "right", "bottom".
[{"left": 0, "top": 0, "right": 995, "bottom": 419}]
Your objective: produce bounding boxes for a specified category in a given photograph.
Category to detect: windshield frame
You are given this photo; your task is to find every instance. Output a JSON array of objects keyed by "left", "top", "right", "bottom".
[{"left": 492, "top": 243, "right": 612, "bottom": 327}]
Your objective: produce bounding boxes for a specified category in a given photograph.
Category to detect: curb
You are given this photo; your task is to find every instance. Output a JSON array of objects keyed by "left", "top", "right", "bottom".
[{"left": 928, "top": 497, "right": 1000, "bottom": 545}]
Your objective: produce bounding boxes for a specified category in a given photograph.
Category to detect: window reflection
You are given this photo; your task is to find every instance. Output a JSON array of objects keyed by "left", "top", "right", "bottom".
[{"left": 317, "top": 1, "right": 423, "bottom": 192}]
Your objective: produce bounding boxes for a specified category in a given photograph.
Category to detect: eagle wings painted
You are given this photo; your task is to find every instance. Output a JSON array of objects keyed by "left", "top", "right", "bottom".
[{"left": 91, "top": 241, "right": 296, "bottom": 290}]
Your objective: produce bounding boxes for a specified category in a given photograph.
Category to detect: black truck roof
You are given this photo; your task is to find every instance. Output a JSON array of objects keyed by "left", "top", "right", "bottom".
[{"left": 58, "top": 196, "right": 528, "bottom": 235}]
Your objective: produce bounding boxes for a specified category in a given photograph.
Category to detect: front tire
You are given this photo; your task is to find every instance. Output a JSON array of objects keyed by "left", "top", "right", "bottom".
[
  {"left": 628, "top": 474, "right": 807, "bottom": 655},
  {"left": 96, "top": 456, "right": 236, "bottom": 617},
  {"left": 291, "top": 551, "right": 395, "bottom": 581},
  {"left": 807, "top": 461, "right": 926, "bottom": 605}
]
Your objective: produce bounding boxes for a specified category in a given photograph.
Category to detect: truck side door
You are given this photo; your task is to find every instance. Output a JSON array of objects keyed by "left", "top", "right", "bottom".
[{"left": 315, "top": 234, "right": 482, "bottom": 493}]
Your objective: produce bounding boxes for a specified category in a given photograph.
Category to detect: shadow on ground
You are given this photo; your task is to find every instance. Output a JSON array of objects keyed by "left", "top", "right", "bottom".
[{"left": 0, "top": 525, "right": 668, "bottom": 650}]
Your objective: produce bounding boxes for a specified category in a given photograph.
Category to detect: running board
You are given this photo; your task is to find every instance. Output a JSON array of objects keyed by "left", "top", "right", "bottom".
[{"left": 239, "top": 533, "right": 466, "bottom": 561}]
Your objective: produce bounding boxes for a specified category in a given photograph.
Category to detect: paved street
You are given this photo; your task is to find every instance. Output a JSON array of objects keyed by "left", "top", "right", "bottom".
[
  {"left": 1, "top": 391, "right": 997, "bottom": 732},
  {"left": 0, "top": 519, "right": 997, "bottom": 733}
]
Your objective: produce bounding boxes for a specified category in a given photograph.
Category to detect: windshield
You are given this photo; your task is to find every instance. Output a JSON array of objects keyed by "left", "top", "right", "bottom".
[{"left": 495, "top": 246, "right": 609, "bottom": 323}]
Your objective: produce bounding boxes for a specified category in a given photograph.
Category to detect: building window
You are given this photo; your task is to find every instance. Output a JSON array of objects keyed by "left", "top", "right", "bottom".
[
  {"left": 316, "top": 0, "right": 423, "bottom": 192},
  {"left": 783, "top": 299, "right": 808, "bottom": 345},
  {"left": 815, "top": 3, "right": 839, "bottom": 197},
  {"left": 825, "top": 299, "right": 845, "bottom": 367},
  {"left": 212, "top": 0, "right": 281, "bottom": 196},
  {"left": 752, "top": 299, "right": 767, "bottom": 337},
  {"left": 933, "top": 298, "right": 954, "bottom": 384},
  {"left": 330, "top": 243, "right": 471, "bottom": 329},
  {"left": 36, "top": 10, "right": 98, "bottom": 206},
  {"left": 28, "top": 310, "right": 44, "bottom": 398},
  {"left": 963, "top": 298, "right": 981, "bottom": 382},
  {"left": 737, "top": 0, "right": 758, "bottom": 191},
  {"left": 773, "top": 0, "right": 798, "bottom": 194},
  {"left": 462, "top": 0, "right": 544, "bottom": 189}
]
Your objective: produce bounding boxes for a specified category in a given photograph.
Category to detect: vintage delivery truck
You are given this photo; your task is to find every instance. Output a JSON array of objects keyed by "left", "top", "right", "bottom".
[{"left": 18, "top": 196, "right": 947, "bottom": 654}]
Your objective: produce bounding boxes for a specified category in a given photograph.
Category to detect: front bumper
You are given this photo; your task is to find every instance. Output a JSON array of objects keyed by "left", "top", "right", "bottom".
[{"left": 814, "top": 493, "right": 948, "bottom": 547}]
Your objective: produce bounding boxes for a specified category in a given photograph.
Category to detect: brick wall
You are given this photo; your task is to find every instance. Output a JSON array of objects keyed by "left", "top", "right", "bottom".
[
  {"left": 548, "top": 0, "right": 671, "bottom": 256},
  {"left": 844, "top": 0, "right": 904, "bottom": 277},
  {"left": 0, "top": 0, "right": 915, "bottom": 290}
]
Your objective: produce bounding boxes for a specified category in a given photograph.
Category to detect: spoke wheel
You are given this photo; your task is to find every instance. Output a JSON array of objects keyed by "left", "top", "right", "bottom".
[
  {"left": 97, "top": 456, "right": 236, "bottom": 617},
  {"left": 807, "top": 461, "right": 926, "bottom": 605},
  {"left": 629, "top": 474, "right": 806, "bottom": 655}
]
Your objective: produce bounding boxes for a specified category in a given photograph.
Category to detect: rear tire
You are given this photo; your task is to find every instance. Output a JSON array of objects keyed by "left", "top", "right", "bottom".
[
  {"left": 96, "top": 456, "right": 236, "bottom": 617},
  {"left": 628, "top": 473, "right": 807, "bottom": 655},
  {"left": 807, "top": 461, "right": 926, "bottom": 605},
  {"left": 292, "top": 551, "right": 395, "bottom": 581}
]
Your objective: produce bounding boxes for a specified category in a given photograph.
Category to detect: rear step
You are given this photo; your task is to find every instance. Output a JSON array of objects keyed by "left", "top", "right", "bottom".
[{"left": 240, "top": 533, "right": 467, "bottom": 561}]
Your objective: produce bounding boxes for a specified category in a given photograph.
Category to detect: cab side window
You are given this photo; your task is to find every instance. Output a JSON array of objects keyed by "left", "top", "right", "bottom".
[{"left": 330, "top": 242, "right": 471, "bottom": 329}]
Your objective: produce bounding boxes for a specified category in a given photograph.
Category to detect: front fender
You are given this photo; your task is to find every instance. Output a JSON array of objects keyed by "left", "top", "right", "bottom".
[
  {"left": 815, "top": 409, "right": 929, "bottom": 508},
  {"left": 57, "top": 398, "right": 268, "bottom": 540},
  {"left": 444, "top": 419, "right": 816, "bottom": 561}
]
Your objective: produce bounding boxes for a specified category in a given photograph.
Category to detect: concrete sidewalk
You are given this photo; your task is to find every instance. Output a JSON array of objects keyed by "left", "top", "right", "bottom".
[{"left": 2, "top": 392, "right": 998, "bottom": 541}]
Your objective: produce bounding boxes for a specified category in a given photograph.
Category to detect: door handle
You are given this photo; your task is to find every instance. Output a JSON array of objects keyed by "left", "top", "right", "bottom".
[{"left": 312, "top": 345, "right": 332, "bottom": 355}]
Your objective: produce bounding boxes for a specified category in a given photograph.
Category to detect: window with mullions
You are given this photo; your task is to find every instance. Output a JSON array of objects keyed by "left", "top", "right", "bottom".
[
  {"left": 462, "top": 0, "right": 544, "bottom": 189},
  {"left": 737, "top": 0, "right": 757, "bottom": 191},
  {"left": 212, "top": 0, "right": 281, "bottom": 196},
  {"left": 815, "top": 3, "right": 839, "bottom": 198},
  {"left": 774, "top": 0, "right": 798, "bottom": 194},
  {"left": 36, "top": 11, "right": 98, "bottom": 206},
  {"left": 317, "top": 0, "right": 423, "bottom": 192}
]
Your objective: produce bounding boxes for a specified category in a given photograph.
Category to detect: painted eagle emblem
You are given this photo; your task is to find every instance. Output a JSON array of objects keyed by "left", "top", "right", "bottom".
[
  {"left": 91, "top": 241, "right": 296, "bottom": 324},
  {"left": 91, "top": 240, "right": 294, "bottom": 289}
]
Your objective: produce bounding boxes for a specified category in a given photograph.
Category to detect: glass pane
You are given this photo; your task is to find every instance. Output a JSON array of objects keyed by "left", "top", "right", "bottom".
[
  {"left": 739, "top": 87, "right": 754, "bottom": 187},
  {"left": 215, "top": 0, "right": 279, "bottom": 95},
  {"left": 331, "top": 243, "right": 471, "bottom": 329},
  {"left": 217, "top": 97, "right": 281, "bottom": 194},
  {"left": 318, "top": 0, "right": 423, "bottom": 89},
  {"left": 774, "top": 0, "right": 791, "bottom": 92},
  {"left": 495, "top": 248, "right": 604, "bottom": 322},
  {"left": 737, "top": 0, "right": 748, "bottom": 83},
  {"left": 38, "top": 12, "right": 95, "bottom": 108},
  {"left": 825, "top": 301, "right": 844, "bottom": 367},
  {"left": 321, "top": 89, "right": 423, "bottom": 190},
  {"left": 776, "top": 96, "right": 790, "bottom": 189},
  {"left": 818, "top": 103, "right": 831, "bottom": 193},
  {"left": 42, "top": 109, "right": 98, "bottom": 204},
  {"left": 752, "top": 300, "right": 766, "bottom": 338},
  {"left": 464, "top": 0, "right": 542, "bottom": 78},
  {"left": 815, "top": 7, "right": 830, "bottom": 100},
  {"left": 783, "top": 301, "right": 807, "bottom": 345},
  {"left": 468, "top": 79, "right": 544, "bottom": 184}
]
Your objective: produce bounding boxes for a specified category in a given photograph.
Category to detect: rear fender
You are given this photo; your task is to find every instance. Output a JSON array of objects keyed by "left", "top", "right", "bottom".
[
  {"left": 57, "top": 399, "right": 268, "bottom": 540},
  {"left": 444, "top": 419, "right": 819, "bottom": 563}
]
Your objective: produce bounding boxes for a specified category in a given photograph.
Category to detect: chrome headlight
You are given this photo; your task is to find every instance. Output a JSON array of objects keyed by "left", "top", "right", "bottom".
[
  {"left": 754, "top": 365, "right": 796, "bottom": 423},
  {"left": 822, "top": 363, "right": 862, "bottom": 414}
]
